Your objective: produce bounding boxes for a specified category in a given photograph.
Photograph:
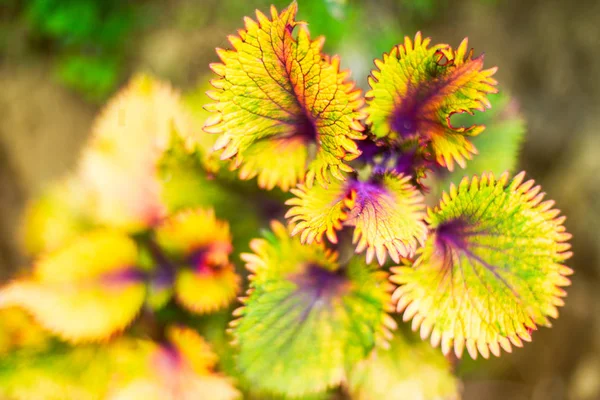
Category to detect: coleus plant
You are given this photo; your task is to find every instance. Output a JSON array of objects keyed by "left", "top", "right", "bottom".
[{"left": 0, "top": 2, "right": 572, "bottom": 399}]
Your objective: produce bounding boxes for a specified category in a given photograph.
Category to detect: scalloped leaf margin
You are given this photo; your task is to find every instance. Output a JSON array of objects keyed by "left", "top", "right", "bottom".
[
  {"left": 230, "top": 221, "right": 396, "bottom": 397},
  {"left": 391, "top": 172, "right": 573, "bottom": 359},
  {"left": 365, "top": 32, "right": 498, "bottom": 171},
  {"left": 285, "top": 172, "right": 427, "bottom": 265},
  {"left": 205, "top": 2, "right": 365, "bottom": 189}
]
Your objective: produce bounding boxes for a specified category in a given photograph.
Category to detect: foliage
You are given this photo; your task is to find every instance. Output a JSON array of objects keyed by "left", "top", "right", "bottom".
[
  {"left": 24, "top": 0, "right": 140, "bottom": 101},
  {"left": 391, "top": 172, "right": 572, "bottom": 359},
  {"left": 347, "top": 329, "right": 460, "bottom": 399},
  {"left": 0, "top": 2, "right": 572, "bottom": 399},
  {"left": 206, "top": 2, "right": 365, "bottom": 188},
  {"left": 232, "top": 221, "right": 394, "bottom": 397}
]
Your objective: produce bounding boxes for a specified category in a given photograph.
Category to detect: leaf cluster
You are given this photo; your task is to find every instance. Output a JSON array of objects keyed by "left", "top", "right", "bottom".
[{"left": 0, "top": 2, "right": 573, "bottom": 399}]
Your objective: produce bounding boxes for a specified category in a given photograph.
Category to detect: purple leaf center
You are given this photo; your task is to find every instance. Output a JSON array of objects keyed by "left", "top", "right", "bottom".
[
  {"left": 292, "top": 264, "right": 348, "bottom": 299},
  {"left": 295, "top": 112, "right": 318, "bottom": 142}
]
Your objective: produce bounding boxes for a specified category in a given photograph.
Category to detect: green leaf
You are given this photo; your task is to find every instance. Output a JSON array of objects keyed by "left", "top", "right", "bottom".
[
  {"left": 391, "top": 172, "right": 573, "bottom": 359},
  {"left": 365, "top": 32, "right": 497, "bottom": 171},
  {"left": 232, "top": 221, "right": 395, "bottom": 397},
  {"left": 347, "top": 330, "right": 459, "bottom": 400},
  {"left": 205, "top": 2, "right": 365, "bottom": 189},
  {"left": 442, "top": 92, "right": 526, "bottom": 184},
  {"left": 156, "top": 132, "right": 263, "bottom": 254},
  {"left": 0, "top": 338, "right": 148, "bottom": 400}
]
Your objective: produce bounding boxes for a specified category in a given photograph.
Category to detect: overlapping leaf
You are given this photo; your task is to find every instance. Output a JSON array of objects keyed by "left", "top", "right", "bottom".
[
  {"left": 286, "top": 172, "right": 427, "bottom": 265},
  {"left": 205, "top": 2, "right": 365, "bottom": 189},
  {"left": 347, "top": 331, "right": 459, "bottom": 400},
  {"left": 155, "top": 208, "right": 240, "bottom": 314},
  {"left": 0, "top": 307, "right": 49, "bottom": 355},
  {"left": 79, "top": 74, "right": 195, "bottom": 231},
  {"left": 22, "top": 175, "right": 94, "bottom": 255},
  {"left": 366, "top": 32, "right": 498, "bottom": 170},
  {"left": 183, "top": 79, "right": 228, "bottom": 174},
  {"left": 0, "top": 339, "right": 150, "bottom": 400},
  {"left": 391, "top": 172, "right": 573, "bottom": 359},
  {"left": 157, "top": 131, "right": 263, "bottom": 254},
  {"left": 0, "top": 231, "right": 146, "bottom": 342},
  {"left": 232, "top": 221, "right": 395, "bottom": 397},
  {"left": 110, "top": 326, "right": 240, "bottom": 400}
]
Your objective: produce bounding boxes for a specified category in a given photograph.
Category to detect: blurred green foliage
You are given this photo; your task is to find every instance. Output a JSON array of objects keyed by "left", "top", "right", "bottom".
[
  {"left": 445, "top": 93, "right": 526, "bottom": 183},
  {"left": 24, "top": 0, "right": 140, "bottom": 101},
  {"left": 9, "top": 0, "right": 450, "bottom": 99}
]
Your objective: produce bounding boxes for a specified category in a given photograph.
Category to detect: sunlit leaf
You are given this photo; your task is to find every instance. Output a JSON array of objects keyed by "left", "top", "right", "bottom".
[
  {"left": 286, "top": 172, "right": 427, "bottom": 265},
  {"left": 236, "top": 136, "right": 309, "bottom": 192},
  {"left": 110, "top": 326, "right": 240, "bottom": 400},
  {"left": 22, "top": 175, "right": 94, "bottom": 255},
  {"left": 286, "top": 179, "right": 353, "bottom": 244},
  {"left": 366, "top": 32, "right": 498, "bottom": 170},
  {"left": 78, "top": 74, "right": 195, "bottom": 231},
  {"left": 0, "top": 307, "right": 49, "bottom": 355},
  {"left": 183, "top": 79, "right": 226, "bottom": 174},
  {"left": 155, "top": 208, "right": 240, "bottom": 314},
  {"left": 347, "top": 331, "right": 460, "bottom": 400},
  {"left": 0, "top": 231, "right": 146, "bottom": 342},
  {"left": 232, "top": 221, "right": 395, "bottom": 397},
  {"left": 391, "top": 172, "right": 573, "bottom": 359},
  {"left": 0, "top": 339, "right": 152, "bottom": 400},
  {"left": 206, "top": 2, "right": 365, "bottom": 189},
  {"left": 174, "top": 269, "right": 240, "bottom": 315}
]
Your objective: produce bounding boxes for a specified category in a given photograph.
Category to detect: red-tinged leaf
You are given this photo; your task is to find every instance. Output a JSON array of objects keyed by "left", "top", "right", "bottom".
[
  {"left": 206, "top": 3, "right": 365, "bottom": 190},
  {"left": 155, "top": 208, "right": 240, "bottom": 314},
  {"left": 109, "top": 326, "right": 240, "bottom": 400},
  {"left": 286, "top": 172, "right": 427, "bottom": 265},
  {"left": 366, "top": 33, "right": 498, "bottom": 171},
  {"left": 391, "top": 172, "right": 573, "bottom": 359}
]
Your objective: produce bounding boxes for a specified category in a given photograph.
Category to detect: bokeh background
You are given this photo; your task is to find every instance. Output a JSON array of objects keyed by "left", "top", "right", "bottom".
[{"left": 0, "top": 0, "right": 599, "bottom": 398}]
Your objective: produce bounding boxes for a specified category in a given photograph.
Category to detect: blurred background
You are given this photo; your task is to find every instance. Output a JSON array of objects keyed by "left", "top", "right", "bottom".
[{"left": 0, "top": 0, "right": 598, "bottom": 398}]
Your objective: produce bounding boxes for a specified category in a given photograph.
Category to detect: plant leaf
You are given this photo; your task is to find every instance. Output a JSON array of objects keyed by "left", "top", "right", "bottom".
[
  {"left": 175, "top": 269, "right": 240, "bottom": 315},
  {"left": 22, "top": 175, "right": 94, "bottom": 255},
  {"left": 0, "top": 231, "right": 146, "bottom": 342},
  {"left": 285, "top": 179, "right": 353, "bottom": 245},
  {"left": 206, "top": 2, "right": 365, "bottom": 189},
  {"left": 78, "top": 74, "right": 195, "bottom": 231},
  {"left": 391, "top": 172, "right": 573, "bottom": 359},
  {"left": 156, "top": 132, "right": 263, "bottom": 254},
  {"left": 110, "top": 326, "right": 240, "bottom": 400},
  {"left": 183, "top": 79, "right": 227, "bottom": 174},
  {"left": 0, "top": 307, "right": 49, "bottom": 355},
  {"left": 155, "top": 208, "right": 240, "bottom": 314},
  {"left": 0, "top": 339, "right": 150, "bottom": 400},
  {"left": 286, "top": 172, "right": 427, "bottom": 265},
  {"left": 236, "top": 136, "right": 309, "bottom": 192},
  {"left": 155, "top": 208, "right": 232, "bottom": 261},
  {"left": 365, "top": 32, "right": 498, "bottom": 171},
  {"left": 232, "top": 221, "right": 395, "bottom": 397},
  {"left": 347, "top": 331, "right": 459, "bottom": 400}
]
